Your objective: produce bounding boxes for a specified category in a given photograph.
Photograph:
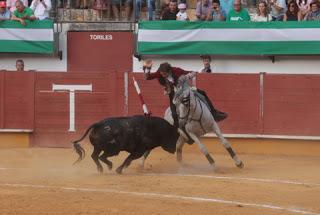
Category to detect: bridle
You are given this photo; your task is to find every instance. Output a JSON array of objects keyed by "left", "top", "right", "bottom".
[{"left": 177, "top": 89, "right": 206, "bottom": 132}]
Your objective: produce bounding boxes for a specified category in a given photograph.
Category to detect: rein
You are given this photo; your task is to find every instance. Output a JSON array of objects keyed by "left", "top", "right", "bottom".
[{"left": 178, "top": 90, "right": 206, "bottom": 133}]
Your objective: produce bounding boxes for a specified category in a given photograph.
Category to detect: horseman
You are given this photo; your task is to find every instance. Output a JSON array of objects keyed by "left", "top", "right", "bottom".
[{"left": 143, "top": 59, "right": 228, "bottom": 129}]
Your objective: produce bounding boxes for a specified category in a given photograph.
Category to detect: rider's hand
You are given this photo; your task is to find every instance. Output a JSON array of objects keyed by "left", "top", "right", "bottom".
[{"left": 143, "top": 59, "right": 153, "bottom": 70}]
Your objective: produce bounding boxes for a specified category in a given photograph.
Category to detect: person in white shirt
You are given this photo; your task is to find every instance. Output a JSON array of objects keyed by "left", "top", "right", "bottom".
[
  {"left": 269, "top": 0, "right": 287, "bottom": 21},
  {"left": 30, "top": 0, "right": 51, "bottom": 20},
  {"left": 252, "top": 1, "right": 272, "bottom": 21},
  {"left": 176, "top": 3, "right": 189, "bottom": 20}
]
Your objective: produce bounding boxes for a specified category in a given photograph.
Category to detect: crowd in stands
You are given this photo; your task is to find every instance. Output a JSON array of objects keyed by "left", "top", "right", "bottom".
[
  {"left": 0, "top": 0, "right": 319, "bottom": 23},
  {"left": 160, "top": 0, "right": 320, "bottom": 21},
  {"left": 0, "top": 0, "right": 51, "bottom": 24}
]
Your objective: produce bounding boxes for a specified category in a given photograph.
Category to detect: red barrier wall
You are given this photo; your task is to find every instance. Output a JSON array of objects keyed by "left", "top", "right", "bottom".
[
  {"left": 197, "top": 74, "right": 261, "bottom": 134},
  {"left": 263, "top": 74, "right": 320, "bottom": 136},
  {"left": 32, "top": 71, "right": 124, "bottom": 147},
  {"left": 2, "top": 70, "right": 320, "bottom": 147},
  {"left": 0, "top": 72, "right": 34, "bottom": 129}
]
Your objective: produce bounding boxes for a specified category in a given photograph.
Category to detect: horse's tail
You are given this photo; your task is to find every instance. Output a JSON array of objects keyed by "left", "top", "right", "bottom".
[{"left": 71, "top": 123, "right": 96, "bottom": 165}]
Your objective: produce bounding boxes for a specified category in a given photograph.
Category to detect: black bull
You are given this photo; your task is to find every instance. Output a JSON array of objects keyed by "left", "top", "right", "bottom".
[{"left": 72, "top": 115, "right": 179, "bottom": 174}]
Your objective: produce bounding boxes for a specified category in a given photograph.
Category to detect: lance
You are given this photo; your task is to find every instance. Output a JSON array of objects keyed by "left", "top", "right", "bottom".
[{"left": 132, "top": 76, "right": 151, "bottom": 116}]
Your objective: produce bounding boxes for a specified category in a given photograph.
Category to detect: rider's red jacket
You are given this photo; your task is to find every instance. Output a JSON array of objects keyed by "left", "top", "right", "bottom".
[{"left": 145, "top": 67, "right": 192, "bottom": 87}]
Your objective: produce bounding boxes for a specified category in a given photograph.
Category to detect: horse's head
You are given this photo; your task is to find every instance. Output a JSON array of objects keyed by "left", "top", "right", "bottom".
[
  {"left": 173, "top": 77, "right": 194, "bottom": 126},
  {"left": 173, "top": 78, "right": 191, "bottom": 106}
]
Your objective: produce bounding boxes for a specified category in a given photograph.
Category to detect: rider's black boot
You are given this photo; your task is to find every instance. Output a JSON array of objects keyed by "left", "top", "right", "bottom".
[{"left": 197, "top": 89, "right": 228, "bottom": 122}]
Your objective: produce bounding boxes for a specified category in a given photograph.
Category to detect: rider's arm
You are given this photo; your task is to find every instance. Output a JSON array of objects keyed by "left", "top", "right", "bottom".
[
  {"left": 144, "top": 70, "right": 162, "bottom": 80},
  {"left": 173, "top": 67, "right": 196, "bottom": 80}
]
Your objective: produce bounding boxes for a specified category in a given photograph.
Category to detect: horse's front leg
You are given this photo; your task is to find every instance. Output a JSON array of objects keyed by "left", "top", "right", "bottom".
[
  {"left": 212, "top": 121, "right": 244, "bottom": 169},
  {"left": 188, "top": 132, "right": 216, "bottom": 170},
  {"left": 176, "top": 136, "right": 185, "bottom": 162}
]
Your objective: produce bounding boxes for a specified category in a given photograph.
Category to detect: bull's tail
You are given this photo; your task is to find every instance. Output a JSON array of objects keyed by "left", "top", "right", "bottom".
[{"left": 71, "top": 123, "right": 96, "bottom": 165}]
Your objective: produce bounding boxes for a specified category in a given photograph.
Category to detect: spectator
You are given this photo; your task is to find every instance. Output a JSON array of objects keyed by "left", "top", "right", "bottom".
[
  {"left": 269, "top": 0, "right": 287, "bottom": 21},
  {"left": 93, "top": 0, "right": 110, "bottom": 21},
  {"left": 283, "top": 1, "right": 302, "bottom": 20},
  {"left": 11, "top": 0, "right": 36, "bottom": 25},
  {"left": 206, "top": 0, "right": 226, "bottom": 21},
  {"left": 252, "top": 1, "right": 272, "bottom": 21},
  {"left": 135, "top": 0, "right": 155, "bottom": 21},
  {"left": 296, "top": 0, "right": 312, "bottom": 18},
  {"left": 227, "top": 0, "right": 250, "bottom": 21},
  {"left": 0, "top": 1, "right": 11, "bottom": 20},
  {"left": 6, "top": 0, "right": 28, "bottom": 12},
  {"left": 161, "top": 0, "right": 170, "bottom": 14},
  {"left": 304, "top": 1, "right": 320, "bottom": 20},
  {"left": 76, "top": 0, "right": 88, "bottom": 9},
  {"left": 162, "top": 0, "right": 177, "bottom": 20},
  {"left": 220, "top": 0, "right": 234, "bottom": 14},
  {"left": 200, "top": 55, "right": 212, "bottom": 73},
  {"left": 176, "top": 2, "right": 189, "bottom": 20},
  {"left": 16, "top": 59, "right": 24, "bottom": 71},
  {"left": 196, "top": 0, "right": 212, "bottom": 20},
  {"left": 30, "top": 0, "right": 51, "bottom": 20},
  {"left": 112, "top": 0, "right": 132, "bottom": 21}
]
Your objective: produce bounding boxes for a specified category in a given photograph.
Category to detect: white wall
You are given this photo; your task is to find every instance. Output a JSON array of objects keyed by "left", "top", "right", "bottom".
[
  {"left": 0, "top": 24, "right": 69, "bottom": 72},
  {"left": 133, "top": 55, "right": 320, "bottom": 74}
]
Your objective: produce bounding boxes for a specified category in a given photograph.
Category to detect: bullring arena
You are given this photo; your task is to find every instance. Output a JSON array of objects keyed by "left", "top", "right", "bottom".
[
  {"left": 1, "top": 71, "right": 320, "bottom": 215},
  {"left": 2, "top": 17, "right": 320, "bottom": 215},
  {"left": 1, "top": 136, "right": 320, "bottom": 215}
]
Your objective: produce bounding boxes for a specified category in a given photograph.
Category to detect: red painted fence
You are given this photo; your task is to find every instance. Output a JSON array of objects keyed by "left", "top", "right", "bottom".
[{"left": 1, "top": 71, "right": 320, "bottom": 147}]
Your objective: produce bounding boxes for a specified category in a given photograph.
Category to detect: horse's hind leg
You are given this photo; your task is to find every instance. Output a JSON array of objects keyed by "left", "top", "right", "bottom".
[
  {"left": 212, "top": 122, "right": 244, "bottom": 168},
  {"left": 188, "top": 132, "right": 215, "bottom": 169}
]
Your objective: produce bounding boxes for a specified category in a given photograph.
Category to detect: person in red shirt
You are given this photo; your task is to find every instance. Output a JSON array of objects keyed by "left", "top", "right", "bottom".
[{"left": 143, "top": 60, "right": 228, "bottom": 129}]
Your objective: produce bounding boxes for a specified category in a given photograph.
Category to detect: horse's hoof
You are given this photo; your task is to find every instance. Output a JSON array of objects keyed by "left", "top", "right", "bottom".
[
  {"left": 236, "top": 161, "right": 244, "bottom": 169},
  {"left": 210, "top": 163, "right": 217, "bottom": 172}
]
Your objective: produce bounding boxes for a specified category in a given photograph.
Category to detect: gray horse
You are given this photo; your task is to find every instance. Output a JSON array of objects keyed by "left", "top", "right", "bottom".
[
  {"left": 169, "top": 75, "right": 243, "bottom": 169},
  {"left": 141, "top": 74, "right": 243, "bottom": 170}
]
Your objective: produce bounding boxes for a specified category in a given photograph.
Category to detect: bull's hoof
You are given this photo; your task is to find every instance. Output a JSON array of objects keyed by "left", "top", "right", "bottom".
[
  {"left": 107, "top": 163, "right": 113, "bottom": 171},
  {"left": 236, "top": 161, "right": 244, "bottom": 169},
  {"left": 97, "top": 166, "right": 103, "bottom": 173},
  {"left": 116, "top": 167, "right": 123, "bottom": 174}
]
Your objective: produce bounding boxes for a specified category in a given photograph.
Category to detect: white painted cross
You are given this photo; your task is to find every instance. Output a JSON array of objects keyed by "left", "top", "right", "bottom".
[{"left": 52, "top": 84, "right": 92, "bottom": 132}]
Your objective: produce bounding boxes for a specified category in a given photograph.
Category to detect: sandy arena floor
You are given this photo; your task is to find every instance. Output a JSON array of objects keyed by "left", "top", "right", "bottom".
[{"left": 0, "top": 143, "right": 319, "bottom": 215}]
